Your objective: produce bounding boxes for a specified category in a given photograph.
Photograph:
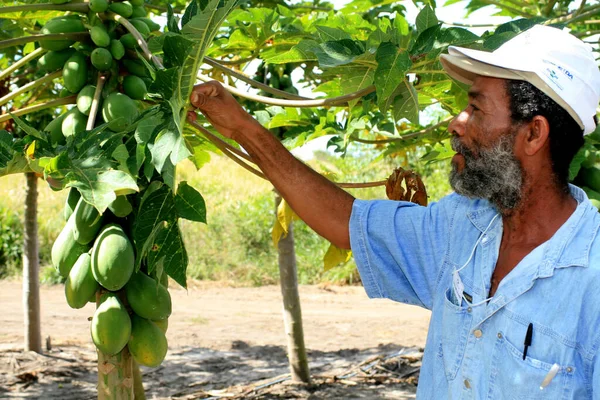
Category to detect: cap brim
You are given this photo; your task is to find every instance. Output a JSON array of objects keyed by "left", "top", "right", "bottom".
[{"left": 440, "top": 47, "right": 529, "bottom": 85}]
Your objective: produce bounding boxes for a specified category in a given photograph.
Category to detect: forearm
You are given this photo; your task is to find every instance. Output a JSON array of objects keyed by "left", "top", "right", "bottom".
[{"left": 233, "top": 124, "right": 354, "bottom": 249}]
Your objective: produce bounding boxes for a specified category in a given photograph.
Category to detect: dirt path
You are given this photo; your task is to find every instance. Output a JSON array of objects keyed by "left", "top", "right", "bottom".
[{"left": 0, "top": 280, "right": 431, "bottom": 399}]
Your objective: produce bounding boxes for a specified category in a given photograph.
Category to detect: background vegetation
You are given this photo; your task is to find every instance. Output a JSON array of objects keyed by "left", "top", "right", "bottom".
[{"left": 0, "top": 145, "right": 451, "bottom": 285}]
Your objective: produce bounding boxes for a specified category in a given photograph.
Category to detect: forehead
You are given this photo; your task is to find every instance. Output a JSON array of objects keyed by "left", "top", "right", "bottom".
[{"left": 469, "top": 76, "right": 510, "bottom": 107}]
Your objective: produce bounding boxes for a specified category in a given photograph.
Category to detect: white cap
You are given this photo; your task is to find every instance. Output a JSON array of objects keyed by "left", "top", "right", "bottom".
[{"left": 440, "top": 25, "right": 600, "bottom": 135}]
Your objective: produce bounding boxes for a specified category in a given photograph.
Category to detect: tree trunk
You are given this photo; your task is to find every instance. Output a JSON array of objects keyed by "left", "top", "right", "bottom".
[
  {"left": 22, "top": 172, "right": 41, "bottom": 353},
  {"left": 275, "top": 196, "right": 311, "bottom": 383},
  {"left": 97, "top": 347, "right": 134, "bottom": 400}
]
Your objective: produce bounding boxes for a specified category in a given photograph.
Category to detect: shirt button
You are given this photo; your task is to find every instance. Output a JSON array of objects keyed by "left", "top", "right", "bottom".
[
  {"left": 464, "top": 379, "right": 471, "bottom": 389},
  {"left": 482, "top": 236, "right": 488, "bottom": 244},
  {"left": 566, "top": 367, "right": 573, "bottom": 373},
  {"left": 497, "top": 332, "right": 503, "bottom": 339},
  {"left": 467, "top": 307, "right": 472, "bottom": 313},
  {"left": 473, "top": 329, "right": 483, "bottom": 338}
]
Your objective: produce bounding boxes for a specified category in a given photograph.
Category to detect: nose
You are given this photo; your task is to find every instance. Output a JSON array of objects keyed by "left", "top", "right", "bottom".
[{"left": 448, "top": 109, "right": 469, "bottom": 137}]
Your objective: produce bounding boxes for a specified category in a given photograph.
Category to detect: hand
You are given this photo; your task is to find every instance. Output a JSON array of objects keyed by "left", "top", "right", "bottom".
[{"left": 188, "top": 81, "right": 262, "bottom": 140}]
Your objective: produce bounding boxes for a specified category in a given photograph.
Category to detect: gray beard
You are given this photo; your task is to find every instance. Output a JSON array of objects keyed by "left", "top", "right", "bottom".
[{"left": 449, "top": 135, "right": 524, "bottom": 211}]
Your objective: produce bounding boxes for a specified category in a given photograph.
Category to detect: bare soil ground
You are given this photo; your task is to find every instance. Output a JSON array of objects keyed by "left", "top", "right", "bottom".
[{"left": 0, "top": 280, "right": 431, "bottom": 399}]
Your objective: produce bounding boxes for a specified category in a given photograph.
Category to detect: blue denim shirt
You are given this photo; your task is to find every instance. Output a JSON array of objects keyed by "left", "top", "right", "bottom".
[{"left": 349, "top": 185, "right": 600, "bottom": 399}]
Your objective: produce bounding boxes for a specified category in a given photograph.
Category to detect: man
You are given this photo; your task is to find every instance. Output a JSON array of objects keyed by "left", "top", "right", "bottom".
[{"left": 190, "top": 25, "right": 600, "bottom": 398}]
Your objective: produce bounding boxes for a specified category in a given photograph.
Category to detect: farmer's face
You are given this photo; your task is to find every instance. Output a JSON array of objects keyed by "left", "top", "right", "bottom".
[{"left": 448, "top": 77, "right": 525, "bottom": 211}]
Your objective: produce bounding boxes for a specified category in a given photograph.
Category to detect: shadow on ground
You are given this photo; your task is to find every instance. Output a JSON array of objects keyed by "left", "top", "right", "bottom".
[{"left": 0, "top": 342, "right": 420, "bottom": 399}]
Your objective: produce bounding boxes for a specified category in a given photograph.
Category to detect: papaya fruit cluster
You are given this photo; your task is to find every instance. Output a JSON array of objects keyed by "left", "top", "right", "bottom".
[
  {"left": 38, "top": 0, "right": 157, "bottom": 145},
  {"left": 52, "top": 188, "right": 171, "bottom": 368},
  {"left": 43, "top": 0, "right": 170, "bottom": 368}
]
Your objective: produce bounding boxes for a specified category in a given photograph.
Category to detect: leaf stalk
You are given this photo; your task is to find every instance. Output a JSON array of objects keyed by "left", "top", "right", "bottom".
[
  {"left": 0, "top": 71, "right": 62, "bottom": 109},
  {"left": 0, "top": 47, "right": 46, "bottom": 82}
]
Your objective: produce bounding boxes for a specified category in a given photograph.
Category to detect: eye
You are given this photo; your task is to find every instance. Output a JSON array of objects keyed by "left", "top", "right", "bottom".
[{"left": 469, "top": 103, "right": 479, "bottom": 111}]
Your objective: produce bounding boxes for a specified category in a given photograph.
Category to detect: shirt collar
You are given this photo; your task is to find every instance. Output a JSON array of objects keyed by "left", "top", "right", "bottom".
[{"left": 466, "top": 185, "right": 600, "bottom": 272}]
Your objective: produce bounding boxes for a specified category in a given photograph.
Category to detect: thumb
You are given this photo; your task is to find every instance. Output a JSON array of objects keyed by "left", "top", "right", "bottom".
[{"left": 190, "top": 92, "right": 207, "bottom": 108}]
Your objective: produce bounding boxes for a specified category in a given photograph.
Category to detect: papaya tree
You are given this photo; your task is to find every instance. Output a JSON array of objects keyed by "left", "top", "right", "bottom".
[{"left": 0, "top": 0, "right": 598, "bottom": 398}]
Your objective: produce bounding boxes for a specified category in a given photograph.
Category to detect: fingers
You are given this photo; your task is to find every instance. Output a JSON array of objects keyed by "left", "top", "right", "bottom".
[
  {"left": 190, "top": 81, "right": 223, "bottom": 108},
  {"left": 186, "top": 111, "right": 197, "bottom": 123}
]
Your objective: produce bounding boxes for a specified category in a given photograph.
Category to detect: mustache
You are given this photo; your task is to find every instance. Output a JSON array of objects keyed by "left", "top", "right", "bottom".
[{"left": 451, "top": 136, "right": 475, "bottom": 158}]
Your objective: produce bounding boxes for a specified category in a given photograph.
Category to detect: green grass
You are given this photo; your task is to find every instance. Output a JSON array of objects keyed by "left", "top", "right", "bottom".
[{"left": 0, "top": 147, "right": 452, "bottom": 286}]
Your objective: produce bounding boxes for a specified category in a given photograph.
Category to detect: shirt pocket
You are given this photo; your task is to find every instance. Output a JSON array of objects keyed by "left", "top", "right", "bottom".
[
  {"left": 438, "top": 286, "right": 473, "bottom": 381},
  {"left": 488, "top": 331, "right": 574, "bottom": 400}
]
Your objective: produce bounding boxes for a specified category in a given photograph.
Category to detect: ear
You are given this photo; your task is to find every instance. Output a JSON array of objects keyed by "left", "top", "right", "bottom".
[{"left": 522, "top": 115, "right": 550, "bottom": 156}]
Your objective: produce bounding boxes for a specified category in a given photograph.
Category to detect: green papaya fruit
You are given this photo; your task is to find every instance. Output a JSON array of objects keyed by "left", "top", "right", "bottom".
[
  {"left": 579, "top": 167, "right": 600, "bottom": 193},
  {"left": 122, "top": 75, "right": 147, "bottom": 100},
  {"left": 40, "top": 16, "right": 86, "bottom": 51},
  {"left": 62, "top": 108, "right": 87, "bottom": 137},
  {"left": 91, "top": 224, "right": 135, "bottom": 291},
  {"left": 132, "top": 18, "right": 160, "bottom": 32},
  {"left": 122, "top": 59, "right": 148, "bottom": 78},
  {"left": 89, "top": 0, "right": 109, "bottom": 13},
  {"left": 120, "top": 33, "right": 139, "bottom": 50},
  {"left": 126, "top": 272, "right": 172, "bottom": 321},
  {"left": 65, "top": 253, "right": 99, "bottom": 309},
  {"left": 129, "top": 0, "right": 144, "bottom": 6},
  {"left": 63, "top": 187, "right": 81, "bottom": 221},
  {"left": 59, "top": 88, "right": 71, "bottom": 98},
  {"left": 152, "top": 318, "right": 168, "bottom": 334},
  {"left": 91, "top": 294, "right": 131, "bottom": 355},
  {"left": 37, "top": 48, "right": 75, "bottom": 72},
  {"left": 109, "top": 39, "right": 125, "bottom": 60},
  {"left": 129, "top": 20, "right": 150, "bottom": 38},
  {"left": 91, "top": 48, "right": 113, "bottom": 71},
  {"left": 72, "top": 197, "right": 104, "bottom": 245},
  {"left": 101, "top": 92, "right": 139, "bottom": 132},
  {"left": 109, "top": 1, "right": 133, "bottom": 17},
  {"left": 76, "top": 85, "right": 96, "bottom": 116},
  {"left": 44, "top": 112, "right": 68, "bottom": 146},
  {"left": 108, "top": 195, "right": 133, "bottom": 217},
  {"left": 63, "top": 52, "right": 88, "bottom": 93},
  {"left": 131, "top": 6, "right": 147, "bottom": 18},
  {"left": 51, "top": 216, "right": 90, "bottom": 278},
  {"left": 128, "top": 314, "right": 168, "bottom": 367},
  {"left": 90, "top": 25, "right": 110, "bottom": 48}
]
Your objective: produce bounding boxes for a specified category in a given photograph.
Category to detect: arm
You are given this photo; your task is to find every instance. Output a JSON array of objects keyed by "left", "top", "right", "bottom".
[{"left": 190, "top": 81, "right": 354, "bottom": 249}]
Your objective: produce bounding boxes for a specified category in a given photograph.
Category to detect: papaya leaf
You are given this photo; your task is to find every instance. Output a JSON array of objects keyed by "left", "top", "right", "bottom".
[
  {"left": 374, "top": 42, "right": 412, "bottom": 111},
  {"left": 167, "top": 4, "right": 181, "bottom": 34},
  {"left": 9, "top": 112, "right": 44, "bottom": 140},
  {"left": 416, "top": 5, "right": 438, "bottom": 34},
  {"left": 272, "top": 198, "right": 298, "bottom": 247},
  {"left": 392, "top": 80, "right": 419, "bottom": 124},
  {"left": 0, "top": 130, "right": 14, "bottom": 170},
  {"left": 175, "top": 181, "right": 207, "bottom": 223},
  {"left": 148, "top": 119, "right": 191, "bottom": 174},
  {"left": 323, "top": 244, "right": 352, "bottom": 271},
  {"left": 149, "top": 220, "right": 188, "bottom": 289}
]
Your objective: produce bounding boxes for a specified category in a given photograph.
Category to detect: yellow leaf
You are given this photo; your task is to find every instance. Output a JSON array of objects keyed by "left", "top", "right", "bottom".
[
  {"left": 26, "top": 140, "right": 36, "bottom": 159},
  {"left": 323, "top": 243, "right": 352, "bottom": 271},
  {"left": 271, "top": 199, "right": 298, "bottom": 247}
]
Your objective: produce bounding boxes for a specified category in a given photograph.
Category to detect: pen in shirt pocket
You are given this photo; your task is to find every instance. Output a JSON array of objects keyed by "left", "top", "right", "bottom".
[{"left": 540, "top": 363, "right": 560, "bottom": 390}]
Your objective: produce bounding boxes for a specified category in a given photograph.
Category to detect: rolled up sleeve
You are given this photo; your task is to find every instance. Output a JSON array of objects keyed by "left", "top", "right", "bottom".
[{"left": 349, "top": 195, "right": 457, "bottom": 310}]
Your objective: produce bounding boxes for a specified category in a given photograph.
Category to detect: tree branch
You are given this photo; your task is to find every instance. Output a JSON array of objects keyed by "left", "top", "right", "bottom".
[
  {"left": 0, "top": 47, "right": 46, "bottom": 82},
  {"left": 478, "top": 0, "right": 535, "bottom": 17},
  {"left": 0, "top": 3, "right": 89, "bottom": 14},
  {"left": 186, "top": 117, "right": 386, "bottom": 188},
  {"left": 203, "top": 57, "right": 309, "bottom": 100},
  {"left": 0, "top": 96, "right": 76, "bottom": 124},
  {"left": 543, "top": 0, "right": 558, "bottom": 17},
  {"left": 351, "top": 117, "right": 452, "bottom": 144},
  {"left": 106, "top": 12, "right": 164, "bottom": 68},
  {"left": 575, "top": 0, "right": 588, "bottom": 17},
  {"left": 87, "top": 75, "right": 107, "bottom": 131},
  {"left": 0, "top": 70, "right": 62, "bottom": 109},
  {"left": 187, "top": 118, "right": 253, "bottom": 162},
  {"left": 197, "top": 74, "right": 375, "bottom": 107},
  {"left": 575, "top": 29, "right": 600, "bottom": 38},
  {"left": 0, "top": 33, "right": 89, "bottom": 51}
]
